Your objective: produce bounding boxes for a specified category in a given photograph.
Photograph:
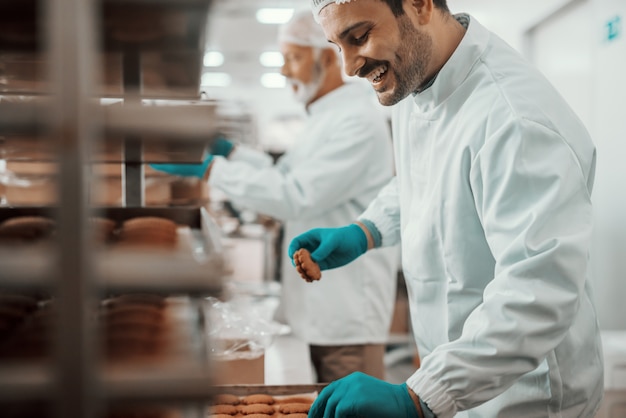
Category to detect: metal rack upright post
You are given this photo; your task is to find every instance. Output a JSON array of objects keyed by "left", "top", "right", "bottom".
[{"left": 0, "top": 1, "right": 226, "bottom": 417}]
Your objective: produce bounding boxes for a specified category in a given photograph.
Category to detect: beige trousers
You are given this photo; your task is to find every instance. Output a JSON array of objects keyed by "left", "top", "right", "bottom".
[{"left": 309, "top": 343, "right": 386, "bottom": 383}]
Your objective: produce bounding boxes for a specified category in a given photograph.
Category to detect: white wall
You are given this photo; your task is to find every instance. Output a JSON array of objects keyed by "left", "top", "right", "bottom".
[
  {"left": 527, "top": 0, "right": 626, "bottom": 330},
  {"left": 589, "top": 0, "right": 626, "bottom": 330},
  {"left": 526, "top": 0, "right": 594, "bottom": 128}
]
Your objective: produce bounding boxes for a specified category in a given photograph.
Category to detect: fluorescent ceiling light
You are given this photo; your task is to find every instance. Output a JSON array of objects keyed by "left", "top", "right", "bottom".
[
  {"left": 261, "top": 73, "right": 286, "bottom": 88},
  {"left": 260, "top": 51, "right": 284, "bottom": 67},
  {"left": 203, "top": 51, "right": 224, "bottom": 67},
  {"left": 201, "top": 72, "right": 231, "bottom": 87},
  {"left": 256, "top": 8, "right": 294, "bottom": 24}
]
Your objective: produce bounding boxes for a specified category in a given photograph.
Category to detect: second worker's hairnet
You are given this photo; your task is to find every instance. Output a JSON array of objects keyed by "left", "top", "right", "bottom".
[{"left": 277, "top": 9, "right": 333, "bottom": 49}]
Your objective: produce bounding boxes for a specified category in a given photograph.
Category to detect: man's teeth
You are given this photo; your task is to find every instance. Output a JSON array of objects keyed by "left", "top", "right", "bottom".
[{"left": 367, "top": 65, "right": 388, "bottom": 83}]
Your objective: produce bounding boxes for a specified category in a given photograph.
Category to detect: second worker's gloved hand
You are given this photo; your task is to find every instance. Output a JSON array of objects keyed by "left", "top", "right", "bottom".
[
  {"left": 149, "top": 154, "right": 214, "bottom": 179},
  {"left": 210, "top": 136, "right": 234, "bottom": 157},
  {"left": 309, "top": 372, "right": 421, "bottom": 418},
  {"left": 288, "top": 224, "right": 367, "bottom": 271}
]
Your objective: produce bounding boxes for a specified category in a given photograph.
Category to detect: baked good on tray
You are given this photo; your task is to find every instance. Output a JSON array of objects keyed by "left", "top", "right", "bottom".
[
  {"left": 277, "top": 402, "right": 311, "bottom": 414},
  {"left": 241, "top": 394, "right": 274, "bottom": 405},
  {"left": 117, "top": 216, "right": 178, "bottom": 249},
  {"left": 0, "top": 216, "right": 56, "bottom": 243},
  {"left": 239, "top": 404, "right": 275, "bottom": 415}
]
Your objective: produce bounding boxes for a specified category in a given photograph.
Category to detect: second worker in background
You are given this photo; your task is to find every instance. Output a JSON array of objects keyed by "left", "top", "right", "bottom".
[{"left": 151, "top": 9, "right": 400, "bottom": 383}]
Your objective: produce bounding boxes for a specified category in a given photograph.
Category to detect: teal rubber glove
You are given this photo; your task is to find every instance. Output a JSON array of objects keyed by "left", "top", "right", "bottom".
[
  {"left": 309, "top": 372, "right": 421, "bottom": 418},
  {"left": 210, "top": 136, "right": 234, "bottom": 157},
  {"left": 287, "top": 224, "right": 367, "bottom": 271},
  {"left": 150, "top": 154, "right": 213, "bottom": 179}
]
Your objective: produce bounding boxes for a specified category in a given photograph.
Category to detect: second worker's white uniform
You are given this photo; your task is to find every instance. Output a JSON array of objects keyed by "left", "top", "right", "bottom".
[{"left": 210, "top": 82, "right": 400, "bottom": 346}]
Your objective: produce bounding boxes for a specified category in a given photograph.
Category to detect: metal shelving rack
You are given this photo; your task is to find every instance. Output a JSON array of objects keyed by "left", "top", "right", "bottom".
[{"left": 0, "top": 1, "right": 224, "bottom": 417}]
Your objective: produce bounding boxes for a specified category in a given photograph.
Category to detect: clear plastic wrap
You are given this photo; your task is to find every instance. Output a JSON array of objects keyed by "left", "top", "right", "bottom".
[{"left": 205, "top": 295, "right": 289, "bottom": 360}]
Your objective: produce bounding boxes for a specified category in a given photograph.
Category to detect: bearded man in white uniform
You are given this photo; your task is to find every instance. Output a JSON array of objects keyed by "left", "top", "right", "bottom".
[
  {"left": 289, "top": 0, "right": 604, "bottom": 416},
  {"left": 152, "top": 9, "right": 399, "bottom": 383}
]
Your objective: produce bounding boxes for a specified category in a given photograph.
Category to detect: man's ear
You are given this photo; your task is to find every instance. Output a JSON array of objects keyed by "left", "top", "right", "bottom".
[{"left": 409, "top": 0, "right": 433, "bottom": 24}]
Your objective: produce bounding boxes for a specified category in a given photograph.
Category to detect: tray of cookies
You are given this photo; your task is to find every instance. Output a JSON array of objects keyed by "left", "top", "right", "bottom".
[
  {"left": 208, "top": 384, "right": 328, "bottom": 418},
  {"left": 0, "top": 290, "right": 220, "bottom": 407},
  {"left": 0, "top": 206, "right": 226, "bottom": 295},
  {"left": 96, "top": 206, "right": 225, "bottom": 294}
]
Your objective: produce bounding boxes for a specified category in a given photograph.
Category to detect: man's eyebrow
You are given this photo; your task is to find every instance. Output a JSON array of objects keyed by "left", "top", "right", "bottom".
[{"left": 337, "top": 21, "right": 370, "bottom": 40}]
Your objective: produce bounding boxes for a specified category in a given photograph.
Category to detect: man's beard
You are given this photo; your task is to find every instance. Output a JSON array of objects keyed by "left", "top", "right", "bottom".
[
  {"left": 363, "top": 16, "right": 433, "bottom": 106},
  {"left": 287, "top": 61, "right": 325, "bottom": 105}
]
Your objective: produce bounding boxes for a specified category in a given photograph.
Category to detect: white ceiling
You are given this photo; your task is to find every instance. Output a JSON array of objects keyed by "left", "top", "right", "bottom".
[{"left": 204, "top": 0, "right": 570, "bottom": 88}]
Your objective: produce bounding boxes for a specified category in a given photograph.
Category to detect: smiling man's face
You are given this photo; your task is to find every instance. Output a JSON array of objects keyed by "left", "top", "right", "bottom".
[{"left": 318, "top": 0, "right": 433, "bottom": 106}]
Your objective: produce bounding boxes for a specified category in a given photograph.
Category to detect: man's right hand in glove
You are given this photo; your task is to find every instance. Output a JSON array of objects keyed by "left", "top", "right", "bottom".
[
  {"left": 308, "top": 372, "right": 423, "bottom": 418},
  {"left": 287, "top": 223, "right": 369, "bottom": 271}
]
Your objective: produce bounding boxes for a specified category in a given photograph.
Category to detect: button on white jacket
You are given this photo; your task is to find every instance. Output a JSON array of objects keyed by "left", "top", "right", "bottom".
[
  {"left": 210, "top": 83, "right": 400, "bottom": 345},
  {"left": 360, "top": 15, "right": 603, "bottom": 418}
]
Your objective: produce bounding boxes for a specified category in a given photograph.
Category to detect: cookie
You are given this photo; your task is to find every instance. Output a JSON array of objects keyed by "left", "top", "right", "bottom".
[
  {"left": 117, "top": 216, "right": 178, "bottom": 249},
  {"left": 285, "top": 414, "right": 308, "bottom": 418},
  {"left": 0, "top": 216, "right": 56, "bottom": 241},
  {"left": 276, "top": 396, "right": 314, "bottom": 405},
  {"left": 239, "top": 404, "right": 275, "bottom": 415},
  {"left": 209, "top": 404, "right": 238, "bottom": 415},
  {"left": 278, "top": 403, "right": 310, "bottom": 414},
  {"left": 241, "top": 394, "right": 274, "bottom": 405},
  {"left": 208, "top": 415, "right": 237, "bottom": 418},
  {"left": 241, "top": 415, "right": 273, "bottom": 418},
  {"left": 122, "top": 216, "right": 177, "bottom": 230},
  {"left": 213, "top": 393, "right": 240, "bottom": 405},
  {"left": 293, "top": 248, "right": 321, "bottom": 282}
]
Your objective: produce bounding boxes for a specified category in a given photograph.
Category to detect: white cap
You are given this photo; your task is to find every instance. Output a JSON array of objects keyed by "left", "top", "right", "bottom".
[
  {"left": 311, "top": 0, "right": 356, "bottom": 21},
  {"left": 277, "top": 9, "right": 331, "bottom": 49}
]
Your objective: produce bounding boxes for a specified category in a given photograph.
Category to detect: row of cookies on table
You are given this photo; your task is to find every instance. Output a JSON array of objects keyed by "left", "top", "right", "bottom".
[{"left": 209, "top": 393, "right": 312, "bottom": 417}]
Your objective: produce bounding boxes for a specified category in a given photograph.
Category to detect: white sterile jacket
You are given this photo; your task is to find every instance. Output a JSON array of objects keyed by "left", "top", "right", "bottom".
[
  {"left": 359, "top": 15, "right": 603, "bottom": 418},
  {"left": 209, "top": 82, "right": 399, "bottom": 345}
]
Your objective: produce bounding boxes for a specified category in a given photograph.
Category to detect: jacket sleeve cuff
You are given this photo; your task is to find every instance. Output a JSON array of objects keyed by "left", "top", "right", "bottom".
[
  {"left": 358, "top": 210, "right": 398, "bottom": 247},
  {"left": 358, "top": 218, "right": 382, "bottom": 248},
  {"left": 407, "top": 371, "right": 457, "bottom": 418}
]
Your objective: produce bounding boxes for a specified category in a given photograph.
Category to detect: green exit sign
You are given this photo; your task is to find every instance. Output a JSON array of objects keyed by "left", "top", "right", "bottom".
[{"left": 606, "top": 15, "right": 622, "bottom": 42}]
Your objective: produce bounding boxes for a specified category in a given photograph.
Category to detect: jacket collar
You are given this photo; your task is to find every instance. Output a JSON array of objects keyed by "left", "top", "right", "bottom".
[{"left": 412, "top": 13, "right": 491, "bottom": 110}]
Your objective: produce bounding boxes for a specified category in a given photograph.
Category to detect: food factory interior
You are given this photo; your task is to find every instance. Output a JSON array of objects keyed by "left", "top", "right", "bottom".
[{"left": 0, "top": 0, "right": 624, "bottom": 417}]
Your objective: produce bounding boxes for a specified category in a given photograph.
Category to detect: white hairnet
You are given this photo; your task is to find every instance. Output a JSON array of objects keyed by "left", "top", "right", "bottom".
[
  {"left": 311, "top": 0, "right": 356, "bottom": 21},
  {"left": 277, "top": 9, "right": 331, "bottom": 49}
]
